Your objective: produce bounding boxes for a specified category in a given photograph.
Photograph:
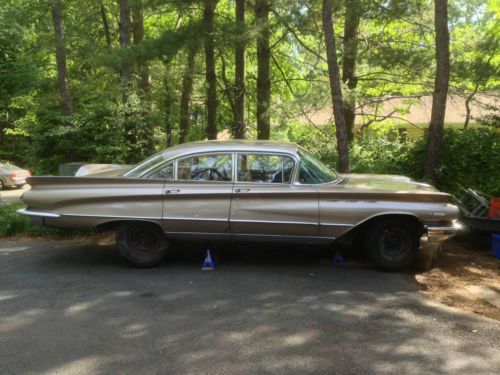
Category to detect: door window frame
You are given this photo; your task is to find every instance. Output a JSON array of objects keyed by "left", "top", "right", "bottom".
[
  {"left": 173, "top": 152, "right": 235, "bottom": 183},
  {"left": 234, "top": 152, "right": 298, "bottom": 185}
]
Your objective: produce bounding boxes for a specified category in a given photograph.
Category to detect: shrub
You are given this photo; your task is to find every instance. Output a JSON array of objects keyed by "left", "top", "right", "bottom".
[{"left": 280, "top": 124, "right": 499, "bottom": 197}]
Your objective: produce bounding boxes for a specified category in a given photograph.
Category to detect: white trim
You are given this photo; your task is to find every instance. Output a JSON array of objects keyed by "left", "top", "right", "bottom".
[{"left": 17, "top": 208, "right": 61, "bottom": 218}]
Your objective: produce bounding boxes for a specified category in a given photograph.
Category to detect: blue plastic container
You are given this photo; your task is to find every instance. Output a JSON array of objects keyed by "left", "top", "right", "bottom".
[{"left": 493, "top": 234, "right": 500, "bottom": 259}]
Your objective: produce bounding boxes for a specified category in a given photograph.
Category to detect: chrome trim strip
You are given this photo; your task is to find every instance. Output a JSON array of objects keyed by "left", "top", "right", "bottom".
[
  {"left": 320, "top": 223, "right": 355, "bottom": 227},
  {"left": 164, "top": 217, "right": 228, "bottom": 222},
  {"left": 61, "top": 213, "right": 161, "bottom": 220},
  {"left": 230, "top": 219, "right": 317, "bottom": 225},
  {"left": 17, "top": 208, "right": 61, "bottom": 218},
  {"left": 232, "top": 233, "right": 335, "bottom": 243}
]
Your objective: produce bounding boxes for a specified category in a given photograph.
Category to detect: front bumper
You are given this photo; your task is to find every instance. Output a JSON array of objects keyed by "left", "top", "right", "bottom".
[{"left": 425, "top": 220, "right": 462, "bottom": 241}]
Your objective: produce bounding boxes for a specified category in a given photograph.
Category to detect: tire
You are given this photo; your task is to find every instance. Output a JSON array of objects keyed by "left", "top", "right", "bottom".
[
  {"left": 116, "top": 222, "right": 169, "bottom": 267},
  {"left": 0, "top": 180, "right": 4, "bottom": 190},
  {"left": 364, "top": 218, "right": 421, "bottom": 270},
  {"left": 16, "top": 184, "right": 25, "bottom": 189}
]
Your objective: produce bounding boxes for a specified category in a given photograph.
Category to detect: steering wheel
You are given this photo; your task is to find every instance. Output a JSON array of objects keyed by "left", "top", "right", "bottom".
[{"left": 192, "top": 168, "right": 226, "bottom": 181}]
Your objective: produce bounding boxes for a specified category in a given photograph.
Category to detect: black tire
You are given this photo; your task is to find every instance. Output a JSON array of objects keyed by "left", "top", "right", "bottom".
[
  {"left": 116, "top": 222, "right": 169, "bottom": 267},
  {"left": 364, "top": 218, "right": 421, "bottom": 270}
]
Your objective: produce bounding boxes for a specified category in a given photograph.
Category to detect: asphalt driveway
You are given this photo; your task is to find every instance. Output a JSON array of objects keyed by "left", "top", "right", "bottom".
[{"left": 0, "top": 240, "right": 499, "bottom": 374}]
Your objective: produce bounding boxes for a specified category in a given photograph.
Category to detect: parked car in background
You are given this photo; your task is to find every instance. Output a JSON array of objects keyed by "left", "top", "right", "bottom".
[
  {"left": 0, "top": 162, "right": 31, "bottom": 190},
  {"left": 18, "top": 141, "right": 459, "bottom": 270}
]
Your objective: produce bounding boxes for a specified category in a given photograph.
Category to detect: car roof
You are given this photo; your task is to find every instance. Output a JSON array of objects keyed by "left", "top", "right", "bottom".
[{"left": 161, "top": 140, "right": 299, "bottom": 160}]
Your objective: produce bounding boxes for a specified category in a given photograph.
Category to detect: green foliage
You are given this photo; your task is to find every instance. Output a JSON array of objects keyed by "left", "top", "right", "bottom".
[
  {"left": 282, "top": 123, "right": 499, "bottom": 197},
  {"left": 429, "top": 128, "right": 500, "bottom": 196}
]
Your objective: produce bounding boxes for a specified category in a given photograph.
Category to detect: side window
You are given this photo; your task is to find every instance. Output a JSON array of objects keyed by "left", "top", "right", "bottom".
[
  {"left": 177, "top": 154, "right": 232, "bottom": 182},
  {"left": 237, "top": 154, "right": 294, "bottom": 184},
  {"left": 147, "top": 162, "right": 174, "bottom": 180}
]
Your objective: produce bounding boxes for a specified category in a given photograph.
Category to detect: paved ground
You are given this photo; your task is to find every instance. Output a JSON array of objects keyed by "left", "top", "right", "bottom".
[
  {"left": 0, "top": 185, "right": 28, "bottom": 206},
  {"left": 0, "top": 240, "right": 499, "bottom": 374}
]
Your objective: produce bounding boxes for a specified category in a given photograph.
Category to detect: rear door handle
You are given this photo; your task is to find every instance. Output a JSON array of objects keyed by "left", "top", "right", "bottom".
[
  {"left": 165, "top": 189, "right": 180, "bottom": 194},
  {"left": 234, "top": 188, "right": 250, "bottom": 193}
]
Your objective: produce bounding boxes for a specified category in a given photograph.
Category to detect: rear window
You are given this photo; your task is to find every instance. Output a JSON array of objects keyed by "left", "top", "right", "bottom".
[{"left": 0, "top": 163, "right": 20, "bottom": 171}]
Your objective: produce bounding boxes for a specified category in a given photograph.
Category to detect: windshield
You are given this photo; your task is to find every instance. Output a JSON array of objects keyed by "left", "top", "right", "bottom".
[
  {"left": 123, "top": 151, "right": 166, "bottom": 177},
  {"left": 298, "top": 150, "right": 338, "bottom": 184}
]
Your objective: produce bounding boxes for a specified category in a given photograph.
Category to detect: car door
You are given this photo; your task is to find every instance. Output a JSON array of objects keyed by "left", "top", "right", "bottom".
[
  {"left": 229, "top": 153, "right": 318, "bottom": 240},
  {"left": 160, "top": 153, "right": 234, "bottom": 240}
]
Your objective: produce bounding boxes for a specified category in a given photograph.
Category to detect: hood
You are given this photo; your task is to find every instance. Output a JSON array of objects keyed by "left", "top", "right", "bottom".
[{"left": 338, "top": 173, "right": 438, "bottom": 193}]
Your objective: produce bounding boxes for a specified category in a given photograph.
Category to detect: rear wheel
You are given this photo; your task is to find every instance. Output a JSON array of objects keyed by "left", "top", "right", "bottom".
[
  {"left": 116, "top": 222, "right": 169, "bottom": 267},
  {"left": 365, "top": 218, "right": 421, "bottom": 270}
]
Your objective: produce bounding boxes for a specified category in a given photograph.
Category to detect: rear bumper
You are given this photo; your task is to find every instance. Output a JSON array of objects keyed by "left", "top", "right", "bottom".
[
  {"left": 4, "top": 177, "right": 26, "bottom": 187},
  {"left": 425, "top": 220, "right": 462, "bottom": 241},
  {"left": 17, "top": 208, "right": 61, "bottom": 227},
  {"left": 17, "top": 208, "right": 61, "bottom": 218}
]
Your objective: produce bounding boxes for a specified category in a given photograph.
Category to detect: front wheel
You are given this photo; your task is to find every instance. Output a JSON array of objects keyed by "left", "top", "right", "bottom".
[
  {"left": 365, "top": 219, "right": 421, "bottom": 270},
  {"left": 116, "top": 222, "right": 169, "bottom": 267}
]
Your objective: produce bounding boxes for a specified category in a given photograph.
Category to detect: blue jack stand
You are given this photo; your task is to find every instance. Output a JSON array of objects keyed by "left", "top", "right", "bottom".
[
  {"left": 202, "top": 249, "right": 215, "bottom": 271},
  {"left": 333, "top": 250, "right": 344, "bottom": 264}
]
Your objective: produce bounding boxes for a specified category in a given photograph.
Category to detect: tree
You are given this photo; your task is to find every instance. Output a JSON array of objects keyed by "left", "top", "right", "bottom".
[
  {"left": 179, "top": 47, "right": 197, "bottom": 144},
  {"left": 119, "top": 0, "right": 132, "bottom": 86},
  {"left": 131, "top": 1, "right": 151, "bottom": 96},
  {"left": 234, "top": 0, "right": 246, "bottom": 139},
  {"left": 100, "top": 3, "right": 112, "bottom": 51},
  {"left": 51, "top": 0, "right": 72, "bottom": 116},
  {"left": 342, "top": 0, "right": 361, "bottom": 143},
  {"left": 255, "top": 0, "right": 271, "bottom": 140},
  {"left": 322, "top": 0, "right": 349, "bottom": 172},
  {"left": 204, "top": 0, "right": 218, "bottom": 140},
  {"left": 424, "top": 0, "right": 450, "bottom": 184}
]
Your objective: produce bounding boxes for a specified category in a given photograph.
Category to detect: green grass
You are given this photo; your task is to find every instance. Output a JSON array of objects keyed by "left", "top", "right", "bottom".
[{"left": 0, "top": 202, "right": 69, "bottom": 238}]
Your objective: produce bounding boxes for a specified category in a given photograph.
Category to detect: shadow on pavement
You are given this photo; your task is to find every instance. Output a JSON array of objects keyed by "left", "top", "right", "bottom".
[{"left": 0, "top": 240, "right": 499, "bottom": 374}]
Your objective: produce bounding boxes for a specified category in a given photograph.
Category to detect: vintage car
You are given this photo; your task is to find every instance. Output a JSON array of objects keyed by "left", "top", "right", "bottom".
[{"left": 18, "top": 141, "right": 459, "bottom": 269}]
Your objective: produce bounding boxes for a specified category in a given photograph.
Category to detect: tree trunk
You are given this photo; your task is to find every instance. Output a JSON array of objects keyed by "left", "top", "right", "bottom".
[
  {"left": 179, "top": 48, "right": 197, "bottom": 144},
  {"left": 204, "top": 0, "right": 218, "bottom": 140},
  {"left": 342, "top": 0, "right": 360, "bottom": 143},
  {"left": 51, "top": 0, "right": 72, "bottom": 117},
  {"left": 131, "top": 1, "right": 154, "bottom": 153},
  {"left": 164, "top": 65, "right": 174, "bottom": 148},
  {"left": 100, "top": 3, "right": 112, "bottom": 50},
  {"left": 322, "top": 0, "right": 349, "bottom": 172},
  {"left": 131, "top": 3, "right": 151, "bottom": 95},
  {"left": 119, "top": 0, "right": 132, "bottom": 86},
  {"left": 255, "top": 0, "right": 271, "bottom": 140},
  {"left": 464, "top": 84, "right": 479, "bottom": 129},
  {"left": 234, "top": 0, "right": 246, "bottom": 139},
  {"left": 424, "top": 0, "right": 450, "bottom": 185}
]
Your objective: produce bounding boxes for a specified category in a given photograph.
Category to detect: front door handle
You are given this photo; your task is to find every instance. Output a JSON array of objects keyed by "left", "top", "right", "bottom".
[
  {"left": 165, "top": 189, "right": 180, "bottom": 194},
  {"left": 234, "top": 188, "right": 250, "bottom": 193}
]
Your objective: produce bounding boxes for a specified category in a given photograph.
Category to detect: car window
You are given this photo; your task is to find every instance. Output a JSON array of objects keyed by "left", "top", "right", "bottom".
[
  {"left": 177, "top": 154, "right": 232, "bottom": 182},
  {"left": 147, "top": 162, "right": 174, "bottom": 180},
  {"left": 298, "top": 151, "right": 338, "bottom": 184},
  {"left": 0, "top": 163, "right": 20, "bottom": 171},
  {"left": 237, "top": 154, "right": 294, "bottom": 184},
  {"left": 124, "top": 151, "right": 166, "bottom": 177}
]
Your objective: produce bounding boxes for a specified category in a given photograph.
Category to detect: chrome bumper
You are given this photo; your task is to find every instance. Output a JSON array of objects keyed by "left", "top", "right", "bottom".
[
  {"left": 17, "top": 208, "right": 61, "bottom": 218},
  {"left": 425, "top": 220, "right": 461, "bottom": 241}
]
